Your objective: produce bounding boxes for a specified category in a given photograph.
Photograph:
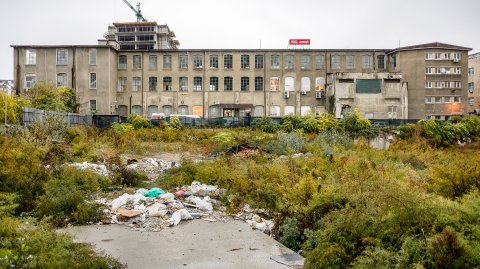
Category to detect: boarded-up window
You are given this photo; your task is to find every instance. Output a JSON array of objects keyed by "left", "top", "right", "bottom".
[
  {"left": 178, "top": 105, "right": 189, "bottom": 115},
  {"left": 284, "top": 106, "right": 295, "bottom": 115},
  {"left": 270, "top": 106, "right": 280, "bottom": 117},
  {"left": 162, "top": 105, "right": 172, "bottom": 116},
  {"left": 254, "top": 105, "right": 264, "bottom": 117},
  {"left": 301, "top": 77, "right": 310, "bottom": 91},
  {"left": 285, "top": 77, "right": 294, "bottom": 91},
  {"left": 300, "top": 106, "right": 311, "bottom": 116},
  {"left": 356, "top": 79, "right": 381, "bottom": 94},
  {"left": 132, "top": 105, "right": 142, "bottom": 115},
  {"left": 148, "top": 105, "right": 158, "bottom": 116}
]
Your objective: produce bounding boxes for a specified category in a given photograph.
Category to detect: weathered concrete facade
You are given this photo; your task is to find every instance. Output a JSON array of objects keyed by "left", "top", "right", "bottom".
[
  {"left": 387, "top": 43, "right": 471, "bottom": 120},
  {"left": 11, "top": 42, "right": 471, "bottom": 120},
  {"left": 468, "top": 52, "right": 480, "bottom": 114}
]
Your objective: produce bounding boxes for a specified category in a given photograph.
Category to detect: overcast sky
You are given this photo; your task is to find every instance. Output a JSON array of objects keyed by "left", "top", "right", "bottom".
[{"left": 1, "top": 0, "right": 479, "bottom": 79}]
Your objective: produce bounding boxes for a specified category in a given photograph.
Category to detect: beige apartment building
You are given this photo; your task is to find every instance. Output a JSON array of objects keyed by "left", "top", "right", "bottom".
[
  {"left": 11, "top": 38, "right": 471, "bottom": 120},
  {"left": 468, "top": 52, "right": 480, "bottom": 114}
]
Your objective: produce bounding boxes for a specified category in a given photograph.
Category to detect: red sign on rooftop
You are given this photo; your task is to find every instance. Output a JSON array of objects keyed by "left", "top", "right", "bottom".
[{"left": 289, "top": 39, "right": 310, "bottom": 45}]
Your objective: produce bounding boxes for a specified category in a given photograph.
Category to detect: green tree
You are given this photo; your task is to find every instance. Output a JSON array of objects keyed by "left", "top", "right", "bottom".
[
  {"left": 24, "top": 82, "right": 76, "bottom": 112},
  {"left": 0, "top": 92, "right": 29, "bottom": 124}
]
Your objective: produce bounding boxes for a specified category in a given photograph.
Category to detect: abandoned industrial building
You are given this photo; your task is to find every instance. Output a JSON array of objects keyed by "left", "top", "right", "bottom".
[{"left": 11, "top": 21, "right": 472, "bottom": 120}]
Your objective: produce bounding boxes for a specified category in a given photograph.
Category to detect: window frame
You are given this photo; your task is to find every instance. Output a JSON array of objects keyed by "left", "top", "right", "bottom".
[
  {"left": 362, "top": 55, "right": 372, "bottom": 69},
  {"left": 163, "top": 76, "right": 172, "bottom": 91},
  {"left": 241, "top": 55, "right": 250, "bottom": 69},
  {"left": 149, "top": 55, "right": 157, "bottom": 69},
  {"left": 132, "top": 76, "right": 141, "bottom": 92},
  {"left": 301, "top": 55, "right": 311, "bottom": 69},
  {"left": 284, "top": 54, "right": 294, "bottom": 69},
  {"left": 210, "top": 54, "right": 218, "bottom": 69},
  {"left": 26, "top": 49, "right": 36, "bottom": 65},
  {"left": 193, "top": 77, "right": 203, "bottom": 91},
  {"left": 255, "top": 77, "right": 263, "bottom": 91},
  {"left": 179, "top": 77, "right": 188, "bottom": 91},
  {"left": 163, "top": 55, "right": 172, "bottom": 69},
  {"left": 149, "top": 76, "right": 157, "bottom": 91},
  {"left": 315, "top": 54, "right": 325, "bottom": 69},
  {"left": 89, "top": 49, "right": 97, "bottom": 65},
  {"left": 209, "top": 77, "right": 219, "bottom": 91},
  {"left": 224, "top": 54, "right": 233, "bottom": 69},
  {"left": 89, "top": 73, "right": 97, "bottom": 89},
  {"left": 271, "top": 54, "right": 280, "bottom": 69},
  {"left": 193, "top": 54, "right": 203, "bottom": 69},
  {"left": 241, "top": 77, "right": 250, "bottom": 91},
  {"left": 56, "top": 73, "right": 68, "bottom": 87},
  {"left": 346, "top": 55, "right": 355, "bottom": 69},
  {"left": 224, "top": 77, "right": 233, "bottom": 91},
  {"left": 255, "top": 54, "right": 264, "bottom": 69},
  {"left": 118, "top": 55, "right": 127, "bottom": 69},
  {"left": 133, "top": 55, "right": 142, "bottom": 69},
  {"left": 56, "top": 48, "right": 68, "bottom": 65},
  {"left": 179, "top": 54, "right": 188, "bottom": 69},
  {"left": 331, "top": 55, "right": 340, "bottom": 69},
  {"left": 118, "top": 77, "right": 127, "bottom": 92}
]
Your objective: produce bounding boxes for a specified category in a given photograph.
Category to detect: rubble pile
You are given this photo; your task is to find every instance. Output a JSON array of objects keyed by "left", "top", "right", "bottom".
[
  {"left": 68, "top": 162, "right": 109, "bottom": 177},
  {"left": 101, "top": 181, "right": 274, "bottom": 234},
  {"left": 126, "top": 158, "right": 178, "bottom": 180}
]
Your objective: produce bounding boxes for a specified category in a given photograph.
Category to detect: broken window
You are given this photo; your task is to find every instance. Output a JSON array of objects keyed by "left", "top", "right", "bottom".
[
  {"left": 331, "top": 55, "right": 340, "bottom": 69},
  {"left": 179, "top": 77, "right": 188, "bottom": 91},
  {"left": 89, "top": 49, "right": 97, "bottom": 65},
  {"left": 255, "top": 77, "right": 263, "bottom": 91},
  {"left": 224, "top": 54, "right": 233, "bottom": 69},
  {"left": 454, "top": 96, "right": 461, "bottom": 103},
  {"left": 56, "top": 49, "right": 68, "bottom": 65},
  {"left": 377, "top": 55, "right": 385, "bottom": 69},
  {"left": 25, "top": 74, "right": 36, "bottom": 89},
  {"left": 224, "top": 77, "right": 233, "bottom": 91},
  {"left": 193, "top": 77, "right": 202, "bottom": 91},
  {"left": 301, "top": 77, "right": 310, "bottom": 91},
  {"left": 241, "top": 55, "right": 250, "bottom": 69},
  {"left": 210, "top": 77, "right": 219, "bottom": 91},
  {"left": 193, "top": 55, "right": 203, "bottom": 68},
  {"left": 271, "top": 54, "right": 280, "bottom": 69},
  {"left": 163, "top": 77, "right": 172, "bottom": 91},
  {"left": 255, "top": 55, "right": 264, "bottom": 69},
  {"left": 57, "top": 73, "right": 67, "bottom": 87},
  {"left": 149, "top": 55, "right": 157, "bottom": 69},
  {"left": 179, "top": 54, "right": 188, "bottom": 69},
  {"left": 118, "top": 55, "right": 127, "bottom": 69},
  {"left": 210, "top": 54, "right": 218, "bottom": 68},
  {"left": 270, "top": 77, "right": 279, "bottom": 91},
  {"left": 301, "top": 55, "right": 311, "bottom": 69},
  {"left": 133, "top": 55, "right": 141, "bottom": 69},
  {"left": 241, "top": 77, "right": 249, "bottom": 91},
  {"left": 26, "top": 49, "right": 36, "bottom": 65},
  {"left": 285, "top": 77, "right": 294, "bottom": 91},
  {"left": 132, "top": 77, "right": 141, "bottom": 91},
  {"left": 89, "top": 73, "right": 97, "bottom": 89},
  {"left": 149, "top": 77, "right": 157, "bottom": 91},
  {"left": 118, "top": 77, "right": 127, "bottom": 92},
  {"left": 163, "top": 55, "right": 172, "bottom": 69},
  {"left": 285, "top": 54, "right": 294, "bottom": 69},
  {"left": 346, "top": 55, "right": 355, "bottom": 69},
  {"left": 90, "top": 100, "right": 96, "bottom": 111}
]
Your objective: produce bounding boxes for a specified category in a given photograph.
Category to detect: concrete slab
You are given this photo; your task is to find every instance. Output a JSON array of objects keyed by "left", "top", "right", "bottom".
[{"left": 61, "top": 219, "right": 302, "bottom": 269}]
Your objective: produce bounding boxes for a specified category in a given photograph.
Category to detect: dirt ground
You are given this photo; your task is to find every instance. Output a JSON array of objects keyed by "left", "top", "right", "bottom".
[{"left": 61, "top": 219, "right": 303, "bottom": 269}]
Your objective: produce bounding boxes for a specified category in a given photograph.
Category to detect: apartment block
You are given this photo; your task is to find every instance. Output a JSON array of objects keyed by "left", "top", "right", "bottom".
[{"left": 468, "top": 52, "right": 480, "bottom": 114}]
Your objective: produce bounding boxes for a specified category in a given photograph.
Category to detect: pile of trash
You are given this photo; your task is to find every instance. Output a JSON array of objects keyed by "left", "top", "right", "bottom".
[
  {"left": 102, "top": 181, "right": 274, "bottom": 234},
  {"left": 126, "top": 158, "right": 179, "bottom": 180},
  {"left": 68, "top": 162, "right": 109, "bottom": 177}
]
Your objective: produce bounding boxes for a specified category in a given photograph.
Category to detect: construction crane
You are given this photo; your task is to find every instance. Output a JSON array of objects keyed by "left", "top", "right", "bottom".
[{"left": 122, "top": 0, "right": 147, "bottom": 22}]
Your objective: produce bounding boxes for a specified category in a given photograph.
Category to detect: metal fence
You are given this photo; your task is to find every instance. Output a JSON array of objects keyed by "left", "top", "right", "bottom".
[{"left": 22, "top": 107, "right": 92, "bottom": 126}]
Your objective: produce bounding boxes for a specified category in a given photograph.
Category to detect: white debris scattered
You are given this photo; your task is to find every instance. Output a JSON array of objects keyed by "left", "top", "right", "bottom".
[{"left": 68, "top": 162, "right": 109, "bottom": 177}]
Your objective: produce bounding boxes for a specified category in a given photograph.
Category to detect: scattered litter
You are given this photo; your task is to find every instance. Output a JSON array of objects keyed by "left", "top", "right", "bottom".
[
  {"left": 270, "top": 253, "right": 305, "bottom": 267},
  {"left": 68, "top": 162, "right": 109, "bottom": 177},
  {"left": 227, "top": 248, "right": 243, "bottom": 252},
  {"left": 168, "top": 209, "right": 193, "bottom": 226}
]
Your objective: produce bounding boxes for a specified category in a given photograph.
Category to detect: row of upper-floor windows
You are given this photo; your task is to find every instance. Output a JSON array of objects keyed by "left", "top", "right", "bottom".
[
  {"left": 117, "top": 76, "right": 326, "bottom": 92},
  {"left": 425, "top": 81, "right": 462, "bottom": 88},
  {"left": 425, "top": 67, "right": 462, "bottom": 74},
  {"left": 24, "top": 73, "right": 97, "bottom": 90},
  {"left": 425, "top": 52, "right": 462, "bottom": 60},
  {"left": 25, "top": 49, "right": 97, "bottom": 65},
  {"left": 425, "top": 96, "right": 462, "bottom": 104},
  {"left": 117, "top": 54, "right": 386, "bottom": 70}
]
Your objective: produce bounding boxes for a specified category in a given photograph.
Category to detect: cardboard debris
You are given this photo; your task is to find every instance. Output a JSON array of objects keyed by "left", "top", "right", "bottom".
[{"left": 116, "top": 208, "right": 143, "bottom": 218}]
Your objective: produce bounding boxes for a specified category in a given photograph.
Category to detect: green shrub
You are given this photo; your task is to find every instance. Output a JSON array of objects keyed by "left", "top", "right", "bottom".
[
  {"left": 127, "top": 114, "right": 152, "bottom": 129},
  {"left": 169, "top": 115, "right": 183, "bottom": 130},
  {"left": 35, "top": 167, "right": 107, "bottom": 226},
  {"left": 279, "top": 217, "right": 301, "bottom": 250},
  {"left": 266, "top": 131, "right": 304, "bottom": 155},
  {"left": 281, "top": 115, "right": 304, "bottom": 132},
  {"left": 339, "top": 110, "right": 374, "bottom": 138},
  {"left": 251, "top": 117, "right": 280, "bottom": 133},
  {"left": 111, "top": 122, "right": 135, "bottom": 133}
]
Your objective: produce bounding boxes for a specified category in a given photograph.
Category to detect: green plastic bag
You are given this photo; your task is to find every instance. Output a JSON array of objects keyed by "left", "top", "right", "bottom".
[{"left": 144, "top": 187, "right": 165, "bottom": 197}]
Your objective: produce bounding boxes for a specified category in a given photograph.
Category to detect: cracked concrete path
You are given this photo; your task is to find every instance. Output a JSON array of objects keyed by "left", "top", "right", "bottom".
[{"left": 61, "top": 219, "right": 302, "bottom": 269}]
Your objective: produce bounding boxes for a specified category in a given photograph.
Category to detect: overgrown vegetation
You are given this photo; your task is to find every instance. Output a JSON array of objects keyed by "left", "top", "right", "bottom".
[{"left": 1, "top": 104, "right": 480, "bottom": 268}]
